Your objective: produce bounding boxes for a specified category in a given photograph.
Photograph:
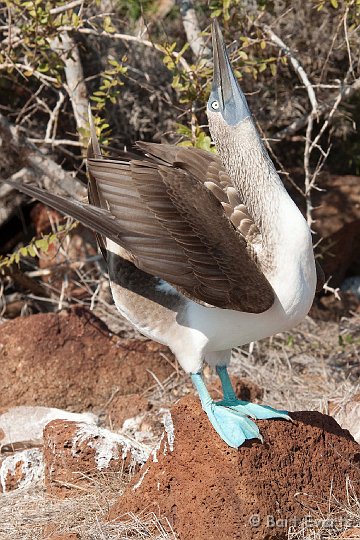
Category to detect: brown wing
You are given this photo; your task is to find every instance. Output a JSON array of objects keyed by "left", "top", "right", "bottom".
[
  {"left": 136, "top": 142, "right": 261, "bottom": 244},
  {"left": 87, "top": 152, "right": 274, "bottom": 312},
  {"left": 87, "top": 114, "right": 107, "bottom": 258}
]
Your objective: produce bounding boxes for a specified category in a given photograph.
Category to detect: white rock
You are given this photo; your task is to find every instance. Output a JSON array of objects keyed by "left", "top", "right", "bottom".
[
  {"left": 0, "top": 448, "right": 44, "bottom": 493},
  {"left": 71, "top": 422, "right": 150, "bottom": 469},
  {"left": 332, "top": 395, "right": 360, "bottom": 443},
  {"left": 0, "top": 406, "right": 98, "bottom": 450}
]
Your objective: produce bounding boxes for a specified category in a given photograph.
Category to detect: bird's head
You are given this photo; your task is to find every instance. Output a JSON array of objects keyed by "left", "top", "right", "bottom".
[{"left": 207, "top": 20, "right": 251, "bottom": 133}]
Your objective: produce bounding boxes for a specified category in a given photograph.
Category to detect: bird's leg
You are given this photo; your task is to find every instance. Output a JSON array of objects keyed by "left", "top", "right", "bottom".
[
  {"left": 216, "top": 365, "right": 238, "bottom": 403},
  {"left": 191, "top": 371, "right": 261, "bottom": 448},
  {"left": 215, "top": 365, "right": 291, "bottom": 422}
]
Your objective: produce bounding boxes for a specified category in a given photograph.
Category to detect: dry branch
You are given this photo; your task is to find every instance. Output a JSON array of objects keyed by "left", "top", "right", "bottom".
[
  {"left": 49, "top": 0, "right": 83, "bottom": 15},
  {"left": 50, "top": 32, "right": 88, "bottom": 140},
  {"left": 178, "top": 0, "right": 210, "bottom": 58},
  {"left": 264, "top": 25, "right": 318, "bottom": 114},
  {"left": 59, "top": 26, "right": 193, "bottom": 75},
  {"left": 0, "top": 114, "right": 85, "bottom": 200},
  {"left": 274, "top": 77, "right": 360, "bottom": 141}
]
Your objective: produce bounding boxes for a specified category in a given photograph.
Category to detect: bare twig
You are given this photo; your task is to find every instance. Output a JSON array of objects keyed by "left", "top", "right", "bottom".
[
  {"left": 264, "top": 25, "right": 318, "bottom": 114},
  {"left": 50, "top": 32, "right": 88, "bottom": 141},
  {"left": 59, "top": 26, "right": 193, "bottom": 75},
  {"left": 343, "top": 5, "right": 355, "bottom": 80},
  {"left": 309, "top": 91, "right": 344, "bottom": 155},
  {"left": 45, "top": 91, "right": 65, "bottom": 143},
  {"left": 303, "top": 112, "right": 316, "bottom": 226},
  {"left": 28, "top": 138, "right": 84, "bottom": 147},
  {"left": 323, "top": 279, "right": 341, "bottom": 300},
  {"left": 0, "top": 113, "right": 85, "bottom": 199},
  {"left": 49, "top": 0, "right": 83, "bottom": 15},
  {"left": 178, "top": 0, "right": 210, "bottom": 58},
  {"left": 0, "top": 62, "right": 59, "bottom": 86}
]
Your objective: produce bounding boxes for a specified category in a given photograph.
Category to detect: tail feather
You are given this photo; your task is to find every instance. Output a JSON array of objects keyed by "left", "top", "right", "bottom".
[{"left": 1, "top": 179, "right": 130, "bottom": 248}]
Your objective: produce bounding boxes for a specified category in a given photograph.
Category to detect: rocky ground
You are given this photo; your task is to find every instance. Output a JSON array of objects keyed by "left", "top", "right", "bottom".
[
  {"left": 0, "top": 306, "right": 359, "bottom": 540},
  {"left": 0, "top": 173, "right": 359, "bottom": 539}
]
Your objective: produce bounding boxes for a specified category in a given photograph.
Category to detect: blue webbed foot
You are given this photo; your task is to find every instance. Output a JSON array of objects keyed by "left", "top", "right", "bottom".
[
  {"left": 216, "top": 398, "right": 291, "bottom": 421},
  {"left": 191, "top": 366, "right": 292, "bottom": 449},
  {"left": 215, "top": 364, "right": 291, "bottom": 421},
  {"left": 191, "top": 372, "right": 263, "bottom": 448},
  {"left": 205, "top": 401, "right": 262, "bottom": 448}
]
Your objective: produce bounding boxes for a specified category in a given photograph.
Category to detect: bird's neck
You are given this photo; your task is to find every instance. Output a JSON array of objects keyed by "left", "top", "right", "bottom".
[
  {"left": 212, "top": 118, "right": 284, "bottom": 228},
  {"left": 208, "top": 114, "right": 316, "bottom": 314},
  {"left": 209, "top": 116, "right": 314, "bottom": 278}
]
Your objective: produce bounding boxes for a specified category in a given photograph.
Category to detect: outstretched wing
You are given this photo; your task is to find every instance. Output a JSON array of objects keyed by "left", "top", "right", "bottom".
[{"left": 86, "top": 149, "right": 274, "bottom": 312}]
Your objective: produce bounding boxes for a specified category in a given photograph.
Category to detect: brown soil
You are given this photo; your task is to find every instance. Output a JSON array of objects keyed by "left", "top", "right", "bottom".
[
  {"left": 106, "top": 393, "right": 152, "bottom": 430},
  {"left": 0, "top": 307, "right": 174, "bottom": 413},
  {"left": 112, "top": 395, "right": 360, "bottom": 540}
]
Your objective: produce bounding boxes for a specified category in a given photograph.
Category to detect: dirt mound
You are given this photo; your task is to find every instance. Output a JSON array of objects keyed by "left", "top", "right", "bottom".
[
  {"left": 112, "top": 395, "right": 360, "bottom": 540},
  {"left": 0, "top": 307, "right": 174, "bottom": 412}
]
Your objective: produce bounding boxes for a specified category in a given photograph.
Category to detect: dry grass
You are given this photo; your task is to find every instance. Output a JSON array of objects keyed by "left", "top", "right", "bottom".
[
  {"left": 0, "top": 472, "right": 176, "bottom": 540},
  {"left": 229, "top": 313, "right": 360, "bottom": 413},
  {"left": 287, "top": 479, "right": 360, "bottom": 539}
]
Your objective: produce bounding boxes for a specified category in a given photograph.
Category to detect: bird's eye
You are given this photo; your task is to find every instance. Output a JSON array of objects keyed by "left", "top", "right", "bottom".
[{"left": 211, "top": 100, "right": 219, "bottom": 110}]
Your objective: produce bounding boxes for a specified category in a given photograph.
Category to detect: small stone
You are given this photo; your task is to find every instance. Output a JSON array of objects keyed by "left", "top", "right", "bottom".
[{"left": 0, "top": 448, "right": 44, "bottom": 493}]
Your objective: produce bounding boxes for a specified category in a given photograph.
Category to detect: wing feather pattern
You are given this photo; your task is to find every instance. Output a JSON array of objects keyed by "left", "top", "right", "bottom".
[{"left": 88, "top": 151, "right": 275, "bottom": 312}]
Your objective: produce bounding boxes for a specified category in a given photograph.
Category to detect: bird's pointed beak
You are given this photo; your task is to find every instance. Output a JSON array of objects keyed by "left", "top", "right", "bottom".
[{"left": 211, "top": 20, "right": 251, "bottom": 125}]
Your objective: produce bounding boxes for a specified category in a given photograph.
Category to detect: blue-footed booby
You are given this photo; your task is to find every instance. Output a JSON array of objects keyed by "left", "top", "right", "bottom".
[{"left": 1, "top": 21, "right": 324, "bottom": 448}]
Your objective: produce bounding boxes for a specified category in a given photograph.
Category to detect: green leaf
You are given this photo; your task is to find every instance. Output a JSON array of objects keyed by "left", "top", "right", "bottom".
[
  {"left": 258, "top": 63, "right": 267, "bottom": 73},
  {"left": 270, "top": 63, "right": 277, "bottom": 77},
  {"left": 177, "top": 140, "right": 192, "bottom": 147},
  {"left": 103, "top": 15, "right": 116, "bottom": 33}
]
